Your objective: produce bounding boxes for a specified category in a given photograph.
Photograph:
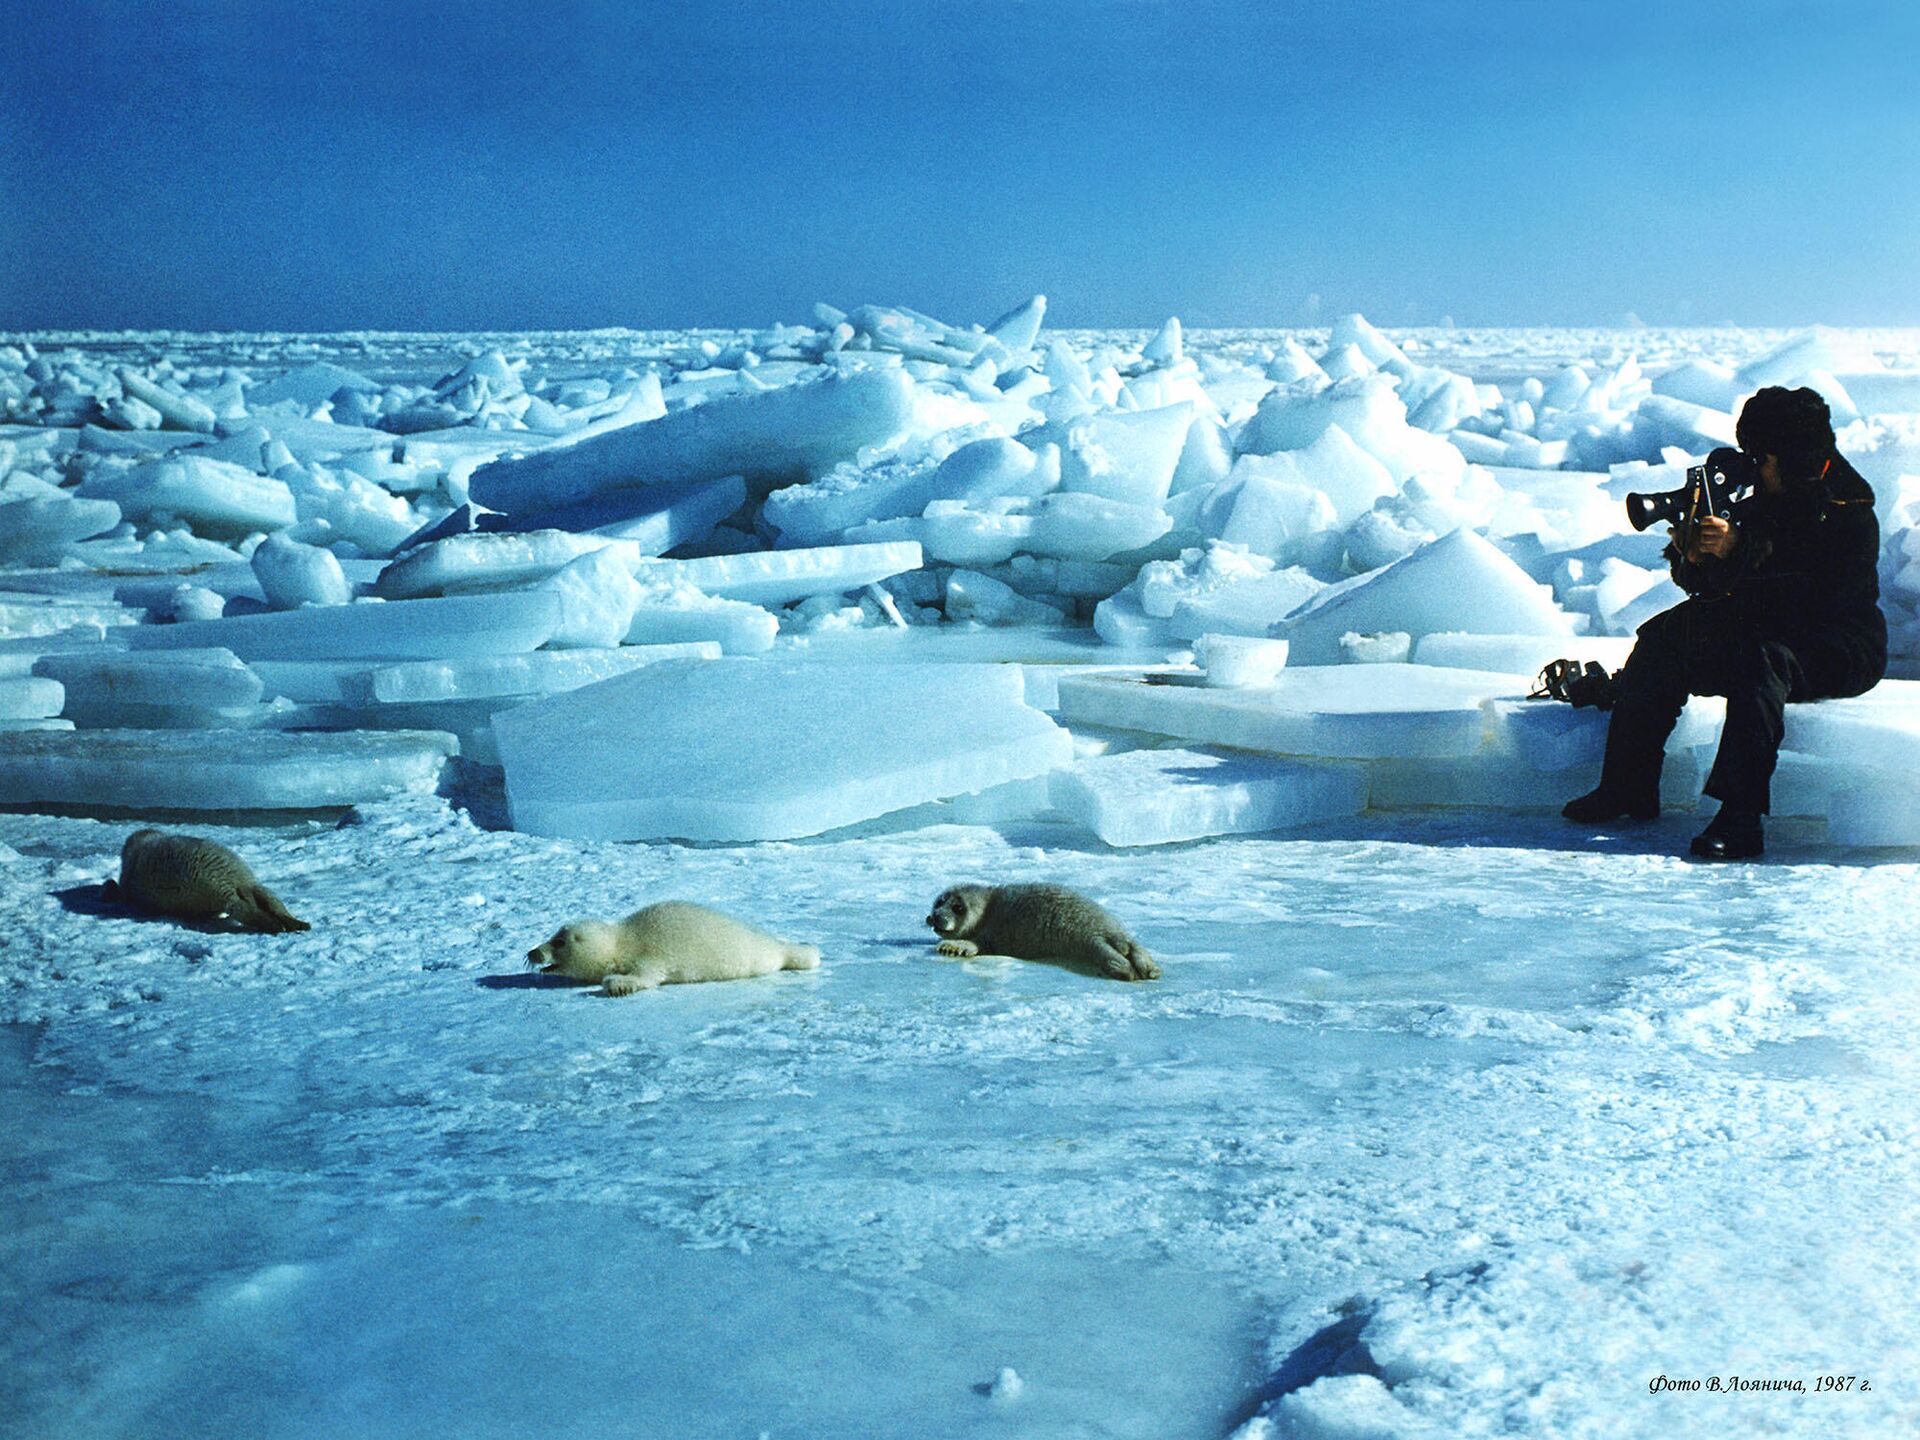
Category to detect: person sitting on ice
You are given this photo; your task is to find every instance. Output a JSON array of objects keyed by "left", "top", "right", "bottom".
[{"left": 1562, "top": 385, "right": 1886, "bottom": 860}]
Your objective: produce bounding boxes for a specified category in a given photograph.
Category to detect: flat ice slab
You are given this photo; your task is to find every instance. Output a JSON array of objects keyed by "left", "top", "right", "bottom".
[
  {"left": 495, "top": 658, "right": 1073, "bottom": 841},
  {"left": 361, "top": 643, "right": 721, "bottom": 704},
  {"left": 33, "top": 647, "right": 263, "bottom": 709},
  {"left": 633, "top": 541, "right": 923, "bottom": 608},
  {"left": 76, "top": 455, "right": 296, "bottom": 537},
  {"left": 127, "top": 592, "right": 562, "bottom": 661},
  {"left": 0, "top": 677, "right": 64, "bottom": 721},
  {"left": 1050, "top": 746, "right": 1366, "bottom": 846},
  {"left": 1056, "top": 664, "right": 1525, "bottom": 760},
  {"left": 1784, "top": 681, "right": 1920, "bottom": 769},
  {"left": 0, "top": 728, "right": 456, "bottom": 810}
]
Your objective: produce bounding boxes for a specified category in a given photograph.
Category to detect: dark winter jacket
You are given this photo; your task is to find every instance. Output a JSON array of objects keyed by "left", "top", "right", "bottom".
[{"left": 1667, "top": 450, "right": 1886, "bottom": 690}]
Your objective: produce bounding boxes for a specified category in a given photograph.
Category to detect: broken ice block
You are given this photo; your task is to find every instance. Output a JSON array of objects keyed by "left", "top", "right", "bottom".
[
  {"left": 1339, "top": 631, "right": 1411, "bottom": 664},
  {"left": 1050, "top": 747, "right": 1365, "bottom": 846},
  {"left": 1485, "top": 701, "right": 1607, "bottom": 772},
  {"left": 77, "top": 454, "right": 296, "bottom": 536},
  {"left": 1050, "top": 403, "right": 1192, "bottom": 506},
  {"left": 1240, "top": 374, "right": 1462, "bottom": 485},
  {"left": 127, "top": 591, "right": 562, "bottom": 661},
  {"left": 1782, "top": 683, "right": 1920, "bottom": 771},
  {"left": 987, "top": 294, "right": 1047, "bottom": 352},
  {"left": 375, "top": 530, "right": 614, "bottom": 600},
  {"left": 32, "top": 648, "right": 263, "bottom": 709},
  {"left": 765, "top": 437, "right": 1053, "bottom": 546},
  {"left": 537, "top": 548, "right": 641, "bottom": 649},
  {"left": 0, "top": 728, "right": 456, "bottom": 810},
  {"left": 496, "top": 473, "right": 748, "bottom": 552},
  {"left": 624, "top": 578, "right": 778, "bottom": 654},
  {"left": 468, "top": 367, "right": 916, "bottom": 514},
  {"left": 1283, "top": 529, "right": 1574, "bottom": 665},
  {"left": 0, "top": 493, "right": 121, "bottom": 564},
  {"left": 361, "top": 643, "right": 720, "bottom": 704},
  {"left": 494, "top": 658, "right": 1073, "bottom": 841},
  {"left": 248, "top": 660, "right": 374, "bottom": 704},
  {"left": 1200, "top": 467, "right": 1338, "bottom": 560},
  {"left": 116, "top": 368, "right": 217, "bottom": 432},
  {"left": 1056, "top": 664, "right": 1524, "bottom": 760},
  {"left": 632, "top": 541, "right": 923, "bottom": 608},
  {"left": 0, "top": 595, "right": 137, "bottom": 640},
  {"left": 850, "top": 495, "right": 1169, "bottom": 566},
  {"left": 0, "top": 677, "right": 63, "bottom": 720},
  {"left": 252, "top": 534, "right": 353, "bottom": 609},
  {"left": 1825, "top": 767, "right": 1920, "bottom": 847},
  {"left": 1169, "top": 570, "right": 1325, "bottom": 641},
  {"left": 944, "top": 570, "right": 1068, "bottom": 626},
  {"left": 1197, "top": 635, "right": 1289, "bottom": 688},
  {"left": 246, "top": 360, "right": 382, "bottom": 411},
  {"left": 1225, "top": 428, "right": 1393, "bottom": 528}
]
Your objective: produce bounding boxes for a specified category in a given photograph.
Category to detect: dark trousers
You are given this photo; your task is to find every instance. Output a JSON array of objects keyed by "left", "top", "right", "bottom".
[{"left": 1599, "top": 600, "right": 1872, "bottom": 814}]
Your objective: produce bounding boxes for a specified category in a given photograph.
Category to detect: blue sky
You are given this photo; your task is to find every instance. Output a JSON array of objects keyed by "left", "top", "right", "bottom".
[{"left": 3, "top": 0, "right": 1915, "bottom": 331}]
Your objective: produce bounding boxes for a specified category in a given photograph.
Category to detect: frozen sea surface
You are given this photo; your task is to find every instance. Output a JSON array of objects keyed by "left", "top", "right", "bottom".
[{"left": 3, "top": 800, "right": 1915, "bottom": 1438}]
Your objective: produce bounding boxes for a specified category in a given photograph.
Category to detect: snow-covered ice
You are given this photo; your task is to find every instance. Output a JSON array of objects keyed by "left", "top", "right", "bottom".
[
  {"left": 5, "top": 317, "right": 1920, "bottom": 1438},
  {"left": 2, "top": 803, "right": 1915, "bottom": 1439}
]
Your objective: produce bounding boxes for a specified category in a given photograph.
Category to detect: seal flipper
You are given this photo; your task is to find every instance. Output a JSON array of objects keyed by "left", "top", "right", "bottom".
[{"left": 227, "top": 885, "right": 311, "bottom": 934}]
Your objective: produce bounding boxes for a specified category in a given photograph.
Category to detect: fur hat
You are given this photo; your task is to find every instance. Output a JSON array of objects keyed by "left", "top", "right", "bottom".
[{"left": 1736, "top": 385, "right": 1836, "bottom": 479}]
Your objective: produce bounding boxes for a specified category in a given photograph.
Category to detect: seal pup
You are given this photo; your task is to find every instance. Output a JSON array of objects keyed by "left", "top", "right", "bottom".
[
  {"left": 526, "top": 901, "right": 821, "bottom": 996},
  {"left": 102, "top": 829, "right": 311, "bottom": 933},
  {"left": 925, "top": 883, "right": 1158, "bottom": 981}
]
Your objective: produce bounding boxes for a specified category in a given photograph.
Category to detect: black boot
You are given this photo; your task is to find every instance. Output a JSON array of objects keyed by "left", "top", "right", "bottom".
[
  {"left": 1561, "top": 786, "right": 1660, "bottom": 823},
  {"left": 1689, "top": 808, "right": 1764, "bottom": 861}
]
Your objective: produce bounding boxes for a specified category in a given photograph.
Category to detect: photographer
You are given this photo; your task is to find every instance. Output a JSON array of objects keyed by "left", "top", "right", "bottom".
[{"left": 1562, "top": 385, "right": 1886, "bottom": 859}]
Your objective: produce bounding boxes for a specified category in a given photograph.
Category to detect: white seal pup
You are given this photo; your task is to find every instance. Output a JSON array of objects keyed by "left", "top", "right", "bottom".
[
  {"left": 526, "top": 901, "right": 821, "bottom": 996},
  {"left": 101, "top": 828, "right": 311, "bottom": 934},
  {"left": 925, "top": 883, "right": 1158, "bottom": 981}
]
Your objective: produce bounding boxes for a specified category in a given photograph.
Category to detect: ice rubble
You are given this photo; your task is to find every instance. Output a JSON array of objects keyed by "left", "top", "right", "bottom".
[{"left": 2, "top": 313, "right": 1918, "bottom": 844}]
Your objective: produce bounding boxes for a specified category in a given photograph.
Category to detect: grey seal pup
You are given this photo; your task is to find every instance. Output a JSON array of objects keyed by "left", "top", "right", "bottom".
[
  {"left": 926, "top": 883, "right": 1158, "bottom": 981},
  {"left": 102, "top": 828, "right": 310, "bottom": 933}
]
